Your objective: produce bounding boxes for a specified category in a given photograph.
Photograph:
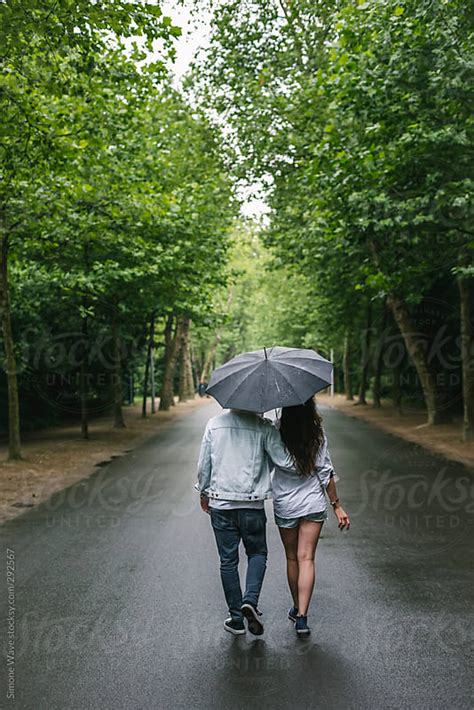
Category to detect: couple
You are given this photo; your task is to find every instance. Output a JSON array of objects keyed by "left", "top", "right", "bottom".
[{"left": 195, "top": 396, "right": 350, "bottom": 636}]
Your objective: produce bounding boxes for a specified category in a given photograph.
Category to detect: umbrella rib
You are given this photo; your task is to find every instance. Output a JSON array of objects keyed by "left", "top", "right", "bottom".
[
  {"left": 272, "top": 353, "right": 329, "bottom": 364},
  {"left": 207, "top": 372, "right": 261, "bottom": 405},
  {"left": 209, "top": 360, "right": 260, "bottom": 386},
  {"left": 269, "top": 362, "right": 311, "bottom": 404},
  {"left": 271, "top": 348, "right": 321, "bottom": 359},
  {"left": 218, "top": 361, "right": 266, "bottom": 405},
  {"left": 272, "top": 360, "right": 332, "bottom": 378}
]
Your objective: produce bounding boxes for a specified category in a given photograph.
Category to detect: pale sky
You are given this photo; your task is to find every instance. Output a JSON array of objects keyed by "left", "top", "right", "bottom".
[
  {"left": 161, "top": 0, "right": 269, "bottom": 219},
  {"left": 161, "top": 1, "right": 211, "bottom": 83}
]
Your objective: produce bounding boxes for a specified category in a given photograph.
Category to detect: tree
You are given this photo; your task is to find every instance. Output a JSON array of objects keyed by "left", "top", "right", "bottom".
[
  {"left": 1, "top": 2, "right": 238, "bottom": 452},
  {"left": 0, "top": 0, "right": 180, "bottom": 457},
  {"left": 197, "top": 0, "right": 473, "bottom": 426}
]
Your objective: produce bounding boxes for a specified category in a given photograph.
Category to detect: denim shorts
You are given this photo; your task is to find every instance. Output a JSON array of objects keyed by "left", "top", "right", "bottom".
[{"left": 274, "top": 510, "right": 327, "bottom": 528}]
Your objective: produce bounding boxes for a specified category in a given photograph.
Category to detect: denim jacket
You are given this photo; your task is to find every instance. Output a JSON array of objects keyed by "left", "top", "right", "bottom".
[{"left": 195, "top": 410, "right": 294, "bottom": 502}]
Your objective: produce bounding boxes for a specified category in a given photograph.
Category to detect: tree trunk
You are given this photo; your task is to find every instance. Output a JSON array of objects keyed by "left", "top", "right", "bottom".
[
  {"left": 357, "top": 301, "right": 372, "bottom": 405},
  {"left": 111, "top": 312, "right": 125, "bottom": 428},
  {"left": 128, "top": 372, "right": 134, "bottom": 405},
  {"left": 372, "top": 299, "right": 388, "bottom": 408},
  {"left": 142, "top": 351, "right": 150, "bottom": 418},
  {"left": 149, "top": 355, "right": 156, "bottom": 412},
  {"left": 458, "top": 271, "right": 474, "bottom": 441},
  {"left": 200, "top": 333, "right": 221, "bottom": 384},
  {"left": 387, "top": 293, "right": 448, "bottom": 424},
  {"left": 159, "top": 315, "right": 181, "bottom": 411},
  {"left": 150, "top": 315, "right": 156, "bottom": 414},
  {"left": 142, "top": 313, "right": 155, "bottom": 418},
  {"left": 186, "top": 337, "right": 196, "bottom": 399},
  {"left": 393, "top": 359, "right": 403, "bottom": 414},
  {"left": 191, "top": 356, "right": 199, "bottom": 394},
  {"left": 385, "top": 314, "right": 404, "bottom": 413},
  {"left": 79, "top": 314, "right": 89, "bottom": 439},
  {"left": 79, "top": 243, "right": 90, "bottom": 439},
  {"left": 0, "top": 233, "right": 22, "bottom": 459},
  {"left": 343, "top": 328, "right": 353, "bottom": 400},
  {"left": 179, "top": 317, "right": 191, "bottom": 402}
]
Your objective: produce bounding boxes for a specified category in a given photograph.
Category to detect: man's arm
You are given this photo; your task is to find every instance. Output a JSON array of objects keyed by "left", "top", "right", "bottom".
[{"left": 195, "top": 423, "right": 212, "bottom": 496}]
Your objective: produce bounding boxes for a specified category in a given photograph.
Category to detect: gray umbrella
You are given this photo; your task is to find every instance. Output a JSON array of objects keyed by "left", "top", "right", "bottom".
[{"left": 206, "top": 346, "right": 333, "bottom": 412}]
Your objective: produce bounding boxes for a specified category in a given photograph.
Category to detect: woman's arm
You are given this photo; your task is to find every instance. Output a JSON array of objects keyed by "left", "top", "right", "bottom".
[
  {"left": 317, "top": 433, "right": 350, "bottom": 529},
  {"left": 326, "top": 476, "right": 350, "bottom": 530}
]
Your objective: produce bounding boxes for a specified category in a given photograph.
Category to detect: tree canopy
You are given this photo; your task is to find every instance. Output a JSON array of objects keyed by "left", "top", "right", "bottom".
[{"left": 1, "top": 0, "right": 473, "bottom": 458}]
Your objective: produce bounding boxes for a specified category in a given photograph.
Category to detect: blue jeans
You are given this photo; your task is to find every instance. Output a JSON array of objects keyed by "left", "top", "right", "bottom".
[{"left": 210, "top": 508, "right": 268, "bottom": 620}]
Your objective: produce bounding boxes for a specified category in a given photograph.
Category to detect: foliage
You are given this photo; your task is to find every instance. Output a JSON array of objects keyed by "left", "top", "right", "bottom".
[
  {"left": 0, "top": 1, "right": 235, "bottom": 433},
  {"left": 193, "top": 0, "right": 472, "bottom": 419}
]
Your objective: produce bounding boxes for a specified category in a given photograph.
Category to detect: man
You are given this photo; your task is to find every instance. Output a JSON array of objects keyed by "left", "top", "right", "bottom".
[{"left": 195, "top": 408, "right": 294, "bottom": 636}]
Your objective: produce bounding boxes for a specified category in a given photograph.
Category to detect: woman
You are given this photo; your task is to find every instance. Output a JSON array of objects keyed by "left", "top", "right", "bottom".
[{"left": 272, "top": 397, "right": 350, "bottom": 635}]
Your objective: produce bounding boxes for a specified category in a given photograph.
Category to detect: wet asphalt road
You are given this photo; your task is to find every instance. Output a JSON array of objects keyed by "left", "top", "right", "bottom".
[{"left": 1, "top": 399, "right": 472, "bottom": 710}]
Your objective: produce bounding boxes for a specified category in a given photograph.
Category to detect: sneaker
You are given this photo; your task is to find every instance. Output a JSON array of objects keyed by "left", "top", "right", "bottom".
[
  {"left": 241, "top": 602, "right": 264, "bottom": 636},
  {"left": 288, "top": 606, "right": 298, "bottom": 623},
  {"left": 295, "top": 615, "right": 310, "bottom": 635},
  {"left": 224, "top": 617, "right": 246, "bottom": 635}
]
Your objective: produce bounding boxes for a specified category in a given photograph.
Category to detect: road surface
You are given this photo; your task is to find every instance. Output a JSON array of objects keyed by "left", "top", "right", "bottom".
[{"left": 1, "top": 400, "right": 472, "bottom": 709}]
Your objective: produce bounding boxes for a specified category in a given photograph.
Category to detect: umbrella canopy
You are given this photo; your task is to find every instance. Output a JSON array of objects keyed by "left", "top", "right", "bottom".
[{"left": 206, "top": 346, "right": 333, "bottom": 412}]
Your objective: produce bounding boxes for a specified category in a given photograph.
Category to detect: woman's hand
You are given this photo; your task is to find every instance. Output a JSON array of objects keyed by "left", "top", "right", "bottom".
[{"left": 334, "top": 504, "right": 350, "bottom": 530}]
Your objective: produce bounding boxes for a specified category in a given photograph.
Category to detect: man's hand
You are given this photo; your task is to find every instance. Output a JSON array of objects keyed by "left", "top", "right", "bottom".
[
  {"left": 200, "top": 495, "right": 210, "bottom": 514},
  {"left": 334, "top": 504, "right": 350, "bottom": 530}
]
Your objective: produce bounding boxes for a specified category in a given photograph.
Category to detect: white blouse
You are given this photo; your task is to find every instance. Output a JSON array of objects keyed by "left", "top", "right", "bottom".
[{"left": 271, "top": 431, "right": 336, "bottom": 519}]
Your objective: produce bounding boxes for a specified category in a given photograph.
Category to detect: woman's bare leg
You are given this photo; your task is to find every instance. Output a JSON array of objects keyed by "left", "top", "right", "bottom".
[
  {"left": 278, "top": 526, "right": 299, "bottom": 609},
  {"left": 297, "top": 521, "right": 323, "bottom": 616}
]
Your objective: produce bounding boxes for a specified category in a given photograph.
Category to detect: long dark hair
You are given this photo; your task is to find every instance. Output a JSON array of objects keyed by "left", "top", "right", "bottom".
[{"left": 279, "top": 397, "right": 324, "bottom": 477}]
